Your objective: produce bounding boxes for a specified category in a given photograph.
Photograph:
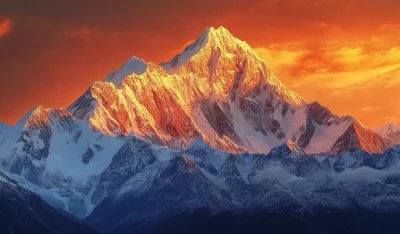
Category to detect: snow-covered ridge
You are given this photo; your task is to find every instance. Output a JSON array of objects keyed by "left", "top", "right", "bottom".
[
  {"left": 160, "top": 27, "right": 211, "bottom": 73},
  {"left": 4, "top": 132, "right": 400, "bottom": 222},
  {"left": 104, "top": 56, "right": 147, "bottom": 87},
  {"left": 86, "top": 138, "right": 400, "bottom": 232},
  {"left": 375, "top": 122, "right": 400, "bottom": 148},
  {"left": 375, "top": 122, "right": 400, "bottom": 137}
]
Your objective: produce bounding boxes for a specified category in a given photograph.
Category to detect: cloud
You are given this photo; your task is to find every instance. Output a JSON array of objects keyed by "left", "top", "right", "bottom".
[
  {"left": 325, "top": 47, "right": 364, "bottom": 65},
  {"left": 251, "top": 35, "right": 400, "bottom": 128},
  {"left": 0, "top": 17, "right": 12, "bottom": 38},
  {"left": 323, "top": 45, "right": 400, "bottom": 70},
  {"left": 328, "top": 88, "right": 354, "bottom": 97},
  {"left": 262, "top": 39, "right": 400, "bottom": 90},
  {"left": 385, "top": 116, "right": 399, "bottom": 123},
  {"left": 361, "top": 106, "right": 381, "bottom": 113},
  {"left": 296, "top": 64, "right": 400, "bottom": 89},
  {"left": 378, "top": 24, "right": 400, "bottom": 32},
  {"left": 335, "top": 166, "right": 400, "bottom": 184},
  {"left": 254, "top": 45, "right": 308, "bottom": 68}
]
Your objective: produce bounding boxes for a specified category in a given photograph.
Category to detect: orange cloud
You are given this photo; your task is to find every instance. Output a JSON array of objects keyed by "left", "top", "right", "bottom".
[
  {"left": 0, "top": 17, "right": 12, "bottom": 38},
  {"left": 378, "top": 24, "right": 400, "bottom": 32},
  {"left": 254, "top": 45, "right": 308, "bottom": 67},
  {"left": 361, "top": 106, "right": 381, "bottom": 113},
  {"left": 297, "top": 45, "right": 400, "bottom": 89},
  {"left": 253, "top": 33, "right": 400, "bottom": 128}
]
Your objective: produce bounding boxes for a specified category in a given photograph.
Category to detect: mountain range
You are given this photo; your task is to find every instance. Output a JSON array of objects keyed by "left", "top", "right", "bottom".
[{"left": 1, "top": 26, "right": 400, "bottom": 234}]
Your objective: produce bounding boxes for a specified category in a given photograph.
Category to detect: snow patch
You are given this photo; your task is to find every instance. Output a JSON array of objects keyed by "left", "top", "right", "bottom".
[
  {"left": 306, "top": 120, "right": 352, "bottom": 154},
  {"left": 46, "top": 123, "right": 124, "bottom": 183},
  {"left": 150, "top": 144, "right": 177, "bottom": 161},
  {"left": 229, "top": 102, "right": 279, "bottom": 154},
  {"left": 199, "top": 166, "right": 229, "bottom": 190}
]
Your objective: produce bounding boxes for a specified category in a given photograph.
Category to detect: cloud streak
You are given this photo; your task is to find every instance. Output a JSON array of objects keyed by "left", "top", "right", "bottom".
[{"left": 252, "top": 32, "right": 400, "bottom": 128}]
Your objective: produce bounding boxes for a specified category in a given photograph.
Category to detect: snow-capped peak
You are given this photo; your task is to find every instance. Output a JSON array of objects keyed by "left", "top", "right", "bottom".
[
  {"left": 160, "top": 28, "right": 210, "bottom": 74},
  {"left": 375, "top": 122, "right": 400, "bottom": 137},
  {"left": 104, "top": 56, "right": 148, "bottom": 86},
  {"left": 206, "top": 26, "right": 256, "bottom": 55},
  {"left": 160, "top": 26, "right": 258, "bottom": 74},
  {"left": 17, "top": 106, "right": 49, "bottom": 128},
  {"left": 65, "top": 26, "right": 396, "bottom": 155},
  {"left": 15, "top": 106, "right": 73, "bottom": 129},
  {"left": 186, "top": 137, "right": 212, "bottom": 152}
]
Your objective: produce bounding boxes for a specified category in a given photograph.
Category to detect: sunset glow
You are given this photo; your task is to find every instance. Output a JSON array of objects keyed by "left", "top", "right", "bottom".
[{"left": 1, "top": 0, "right": 400, "bottom": 128}]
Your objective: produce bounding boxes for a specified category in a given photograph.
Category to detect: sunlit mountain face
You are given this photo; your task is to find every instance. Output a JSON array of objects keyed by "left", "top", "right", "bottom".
[
  {"left": 63, "top": 27, "right": 395, "bottom": 156},
  {"left": 1, "top": 1, "right": 400, "bottom": 234}
]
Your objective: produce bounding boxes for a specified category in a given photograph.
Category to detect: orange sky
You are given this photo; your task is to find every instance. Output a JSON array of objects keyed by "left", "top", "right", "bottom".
[{"left": 0, "top": 0, "right": 400, "bottom": 128}]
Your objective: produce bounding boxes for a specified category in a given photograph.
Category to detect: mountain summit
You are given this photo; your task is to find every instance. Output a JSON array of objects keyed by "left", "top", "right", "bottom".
[{"left": 68, "top": 26, "right": 393, "bottom": 154}]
